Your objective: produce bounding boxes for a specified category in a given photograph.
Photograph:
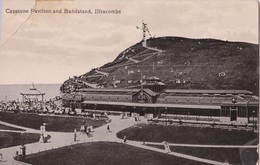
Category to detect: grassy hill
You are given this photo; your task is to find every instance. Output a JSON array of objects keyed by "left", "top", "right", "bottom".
[{"left": 61, "top": 37, "right": 259, "bottom": 95}]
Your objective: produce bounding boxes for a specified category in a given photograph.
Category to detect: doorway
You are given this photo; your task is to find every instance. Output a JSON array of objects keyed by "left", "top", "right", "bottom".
[{"left": 230, "top": 110, "right": 237, "bottom": 121}]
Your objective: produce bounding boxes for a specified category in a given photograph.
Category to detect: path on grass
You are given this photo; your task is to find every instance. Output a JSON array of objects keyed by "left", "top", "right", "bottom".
[
  {"left": 0, "top": 116, "right": 257, "bottom": 165},
  {"left": 0, "top": 121, "right": 40, "bottom": 133},
  {"left": 144, "top": 141, "right": 257, "bottom": 149},
  {"left": 0, "top": 116, "right": 137, "bottom": 165}
]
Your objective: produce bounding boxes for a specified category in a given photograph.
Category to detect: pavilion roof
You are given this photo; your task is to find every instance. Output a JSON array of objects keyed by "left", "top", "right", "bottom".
[{"left": 164, "top": 89, "right": 252, "bottom": 95}]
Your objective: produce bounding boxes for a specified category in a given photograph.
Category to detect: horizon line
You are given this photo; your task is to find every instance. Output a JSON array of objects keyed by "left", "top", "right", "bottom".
[{"left": 0, "top": 83, "right": 62, "bottom": 85}]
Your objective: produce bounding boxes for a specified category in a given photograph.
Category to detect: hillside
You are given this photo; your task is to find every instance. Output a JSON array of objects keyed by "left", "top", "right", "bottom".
[{"left": 60, "top": 37, "right": 259, "bottom": 95}]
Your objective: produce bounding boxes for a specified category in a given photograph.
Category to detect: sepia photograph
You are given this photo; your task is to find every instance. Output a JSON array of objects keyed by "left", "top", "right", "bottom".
[{"left": 0, "top": 0, "right": 259, "bottom": 164}]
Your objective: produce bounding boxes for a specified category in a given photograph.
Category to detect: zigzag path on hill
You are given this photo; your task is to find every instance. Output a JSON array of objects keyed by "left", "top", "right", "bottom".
[{"left": 61, "top": 37, "right": 258, "bottom": 94}]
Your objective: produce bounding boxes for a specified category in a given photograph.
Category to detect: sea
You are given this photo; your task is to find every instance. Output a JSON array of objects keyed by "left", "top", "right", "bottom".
[{"left": 0, "top": 84, "right": 62, "bottom": 101}]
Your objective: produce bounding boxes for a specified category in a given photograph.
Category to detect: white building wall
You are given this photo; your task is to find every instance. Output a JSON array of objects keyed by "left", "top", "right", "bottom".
[
  {"left": 219, "top": 116, "right": 248, "bottom": 124},
  {"left": 237, "top": 117, "right": 248, "bottom": 124},
  {"left": 220, "top": 117, "right": 230, "bottom": 123}
]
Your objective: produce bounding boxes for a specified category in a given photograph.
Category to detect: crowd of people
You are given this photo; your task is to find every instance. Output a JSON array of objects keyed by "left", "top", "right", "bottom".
[
  {"left": 0, "top": 100, "right": 58, "bottom": 114},
  {"left": 0, "top": 99, "right": 109, "bottom": 120}
]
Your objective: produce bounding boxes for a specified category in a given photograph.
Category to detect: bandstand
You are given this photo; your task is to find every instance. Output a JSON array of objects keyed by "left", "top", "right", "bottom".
[{"left": 20, "top": 84, "right": 45, "bottom": 103}]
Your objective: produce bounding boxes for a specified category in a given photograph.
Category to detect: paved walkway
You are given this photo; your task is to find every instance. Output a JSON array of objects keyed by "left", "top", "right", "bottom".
[
  {"left": 0, "top": 116, "right": 258, "bottom": 165},
  {"left": 0, "top": 116, "right": 137, "bottom": 165},
  {"left": 145, "top": 142, "right": 257, "bottom": 149}
]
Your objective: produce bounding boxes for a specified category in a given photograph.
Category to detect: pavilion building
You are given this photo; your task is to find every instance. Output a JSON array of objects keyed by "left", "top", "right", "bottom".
[{"left": 62, "top": 77, "right": 258, "bottom": 125}]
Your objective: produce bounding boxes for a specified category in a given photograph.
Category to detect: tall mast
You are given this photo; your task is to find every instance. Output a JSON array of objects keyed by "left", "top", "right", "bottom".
[
  {"left": 136, "top": 20, "right": 152, "bottom": 41},
  {"left": 152, "top": 62, "right": 155, "bottom": 75},
  {"left": 140, "top": 73, "right": 144, "bottom": 102},
  {"left": 142, "top": 20, "right": 147, "bottom": 41}
]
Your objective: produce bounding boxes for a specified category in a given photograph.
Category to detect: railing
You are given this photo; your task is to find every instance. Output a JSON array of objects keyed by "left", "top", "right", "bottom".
[{"left": 148, "top": 117, "right": 257, "bottom": 130}]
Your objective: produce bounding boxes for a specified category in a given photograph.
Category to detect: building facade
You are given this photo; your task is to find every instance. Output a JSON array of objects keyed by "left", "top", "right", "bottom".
[{"left": 62, "top": 77, "right": 258, "bottom": 125}]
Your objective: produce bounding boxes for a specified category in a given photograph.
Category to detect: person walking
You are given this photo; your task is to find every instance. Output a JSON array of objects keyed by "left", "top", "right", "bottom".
[
  {"left": 80, "top": 125, "right": 84, "bottom": 135},
  {"left": 42, "top": 123, "right": 46, "bottom": 139},
  {"left": 123, "top": 136, "right": 127, "bottom": 143},
  {"left": 20, "top": 144, "right": 26, "bottom": 158},
  {"left": 74, "top": 128, "right": 77, "bottom": 141},
  {"left": 163, "top": 141, "right": 171, "bottom": 153},
  {"left": 0, "top": 153, "right": 5, "bottom": 162},
  {"left": 134, "top": 115, "right": 137, "bottom": 122},
  {"left": 39, "top": 124, "right": 44, "bottom": 143},
  {"left": 107, "top": 124, "right": 110, "bottom": 132},
  {"left": 86, "top": 125, "right": 89, "bottom": 136}
]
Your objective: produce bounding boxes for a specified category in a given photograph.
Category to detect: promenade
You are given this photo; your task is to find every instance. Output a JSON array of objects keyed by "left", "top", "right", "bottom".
[{"left": 0, "top": 116, "right": 258, "bottom": 165}]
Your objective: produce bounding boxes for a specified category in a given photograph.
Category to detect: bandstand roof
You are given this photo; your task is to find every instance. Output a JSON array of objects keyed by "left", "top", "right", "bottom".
[{"left": 20, "top": 84, "right": 45, "bottom": 95}]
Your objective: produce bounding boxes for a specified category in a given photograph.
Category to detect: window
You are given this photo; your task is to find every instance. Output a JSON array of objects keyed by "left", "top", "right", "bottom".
[
  {"left": 221, "top": 107, "right": 230, "bottom": 117},
  {"left": 238, "top": 107, "right": 246, "bottom": 117}
]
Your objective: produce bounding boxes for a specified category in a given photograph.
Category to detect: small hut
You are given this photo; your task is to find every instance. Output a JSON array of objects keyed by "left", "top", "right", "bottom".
[{"left": 20, "top": 84, "right": 45, "bottom": 103}]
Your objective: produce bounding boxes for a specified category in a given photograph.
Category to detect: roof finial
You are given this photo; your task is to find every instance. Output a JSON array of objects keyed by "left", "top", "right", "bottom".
[{"left": 30, "top": 83, "right": 36, "bottom": 90}]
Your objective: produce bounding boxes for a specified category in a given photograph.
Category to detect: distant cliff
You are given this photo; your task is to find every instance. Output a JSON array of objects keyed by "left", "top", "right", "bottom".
[{"left": 61, "top": 37, "right": 259, "bottom": 95}]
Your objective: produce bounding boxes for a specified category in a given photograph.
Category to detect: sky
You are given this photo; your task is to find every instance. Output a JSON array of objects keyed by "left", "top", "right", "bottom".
[{"left": 0, "top": 0, "right": 258, "bottom": 84}]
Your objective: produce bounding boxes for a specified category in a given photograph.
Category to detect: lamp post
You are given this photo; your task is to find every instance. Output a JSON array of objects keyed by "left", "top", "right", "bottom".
[
  {"left": 252, "top": 110, "right": 255, "bottom": 131},
  {"left": 164, "top": 108, "right": 167, "bottom": 126},
  {"left": 231, "top": 97, "right": 237, "bottom": 123},
  {"left": 139, "top": 73, "right": 145, "bottom": 103}
]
